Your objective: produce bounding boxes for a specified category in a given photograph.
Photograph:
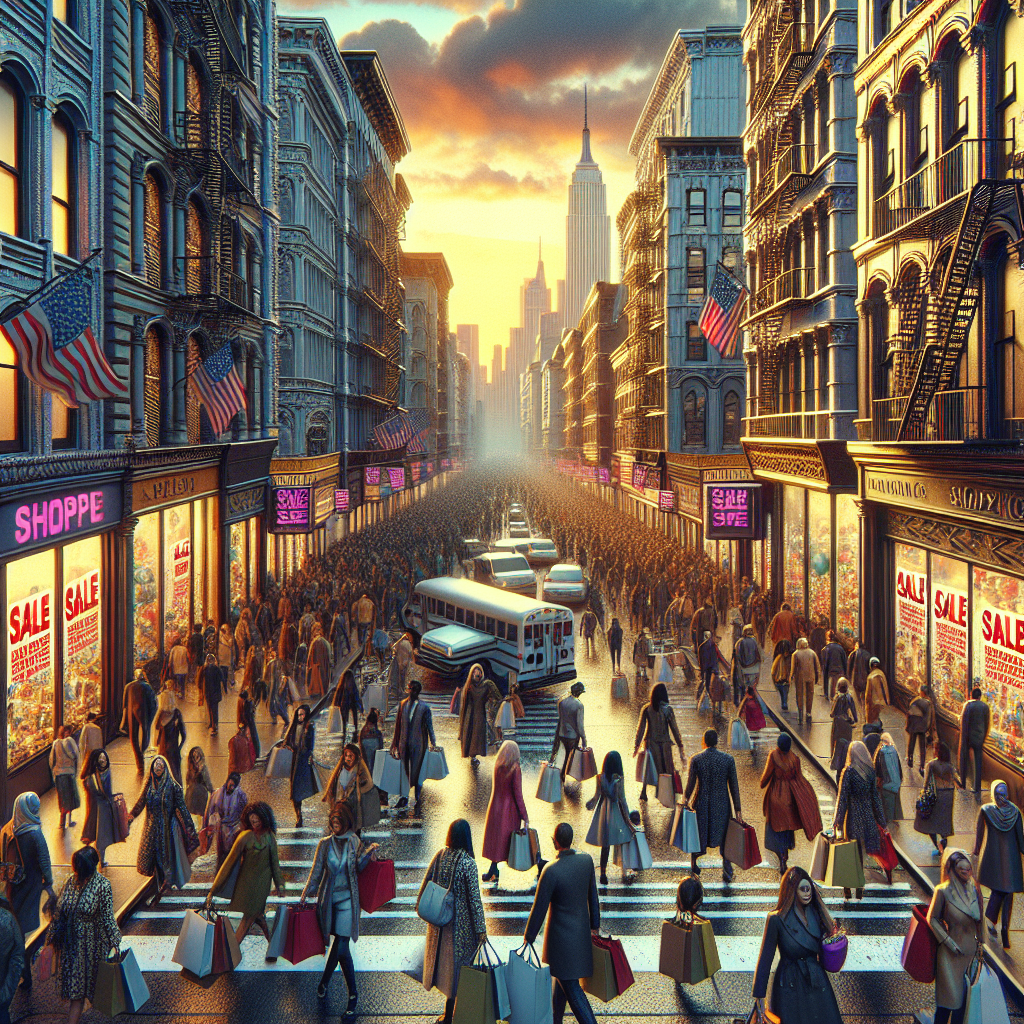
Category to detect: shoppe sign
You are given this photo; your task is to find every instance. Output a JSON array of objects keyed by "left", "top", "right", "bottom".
[
  {"left": 0, "top": 483, "right": 123, "bottom": 558},
  {"left": 269, "top": 485, "right": 312, "bottom": 533},
  {"left": 335, "top": 489, "right": 350, "bottom": 513},
  {"left": 658, "top": 490, "right": 675, "bottom": 512},
  {"left": 704, "top": 483, "right": 763, "bottom": 539}
]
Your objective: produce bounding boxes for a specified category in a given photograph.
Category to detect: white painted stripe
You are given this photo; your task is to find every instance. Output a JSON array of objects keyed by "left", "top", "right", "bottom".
[{"left": 121, "top": 932, "right": 908, "bottom": 974}]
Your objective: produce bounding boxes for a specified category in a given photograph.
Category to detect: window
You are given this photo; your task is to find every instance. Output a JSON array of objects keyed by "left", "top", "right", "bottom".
[
  {"left": 186, "top": 334, "right": 202, "bottom": 444},
  {"left": 51, "top": 393, "right": 77, "bottom": 448},
  {"left": 0, "top": 75, "right": 22, "bottom": 237},
  {"left": 524, "top": 625, "right": 533, "bottom": 641},
  {"left": 687, "top": 322, "right": 706, "bottom": 362},
  {"left": 445, "top": 603, "right": 454, "bottom": 620},
  {"left": 723, "top": 390, "right": 741, "bottom": 446},
  {"left": 723, "top": 189, "right": 743, "bottom": 228},
  {"left": 143, "top": 8, "right": 163, "bottom": 129},
  {"left": 143, "top": 172, "right": 163, "bottom": 287},
  {"left": 51, "top": 113, "right": 75, "bottom": 256},
  {"left": 185, "top": 200, "right": 203, "bottom": 293},
  {"left": 455, "top": 606, "right": 465, "bottom": 624},
  {"left": 486, "top": 616, "right": 495, "bottom": 634},
  {"left": 507, "top": 624, "right": 518, "bottom": 643},
  {"left": 687, "top": 248, "right": 706, "bottom": 304},
  {"left": 185, "top": 58, "right": 203, "bottom": 145},
  {"left": 0, "top": 324, "right": 21, "bottom": 451},
  {"left": 722, "top": 246, "right": 741, "bottom": 278},
  {"left": 687, "top": 189, "right": 706, "bottom": 226},
  {"left": 496, "top": 621, "right": 506, "bottom": 640},
  {"left": 143, "top": 326, "right": 162, "bottom": 447},
  {"left": 684, "top": 389, "right": 706, "bottom": 445}
]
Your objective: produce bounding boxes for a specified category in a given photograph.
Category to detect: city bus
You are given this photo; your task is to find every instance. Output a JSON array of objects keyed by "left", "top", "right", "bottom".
[{"left": 401, "top": 576, "right": 576, "bottom": 691}]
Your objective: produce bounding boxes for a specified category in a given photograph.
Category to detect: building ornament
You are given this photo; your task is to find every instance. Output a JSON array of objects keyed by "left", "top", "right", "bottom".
[
  {"left": 887, "top": 511, "right": 1024, "bottom": 571},
  {"left": 744, "top": 443, "right": 828, "bottom": 482}
]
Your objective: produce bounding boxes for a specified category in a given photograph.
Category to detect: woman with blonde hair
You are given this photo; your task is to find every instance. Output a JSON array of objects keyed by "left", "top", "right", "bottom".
[
  {"left": 874, "top": 732, "right": 904, "bottom": 824},
  {"left": 481, "top": 740, "right": 534, "bottom": 884},
  {"left": 832, "top": 740, "right": 887, "bottom": 901}
]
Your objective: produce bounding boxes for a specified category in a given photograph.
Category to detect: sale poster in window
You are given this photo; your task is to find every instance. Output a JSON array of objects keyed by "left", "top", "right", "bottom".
[
  {"left": 7, "top": 585, "right": 54, "bottom": 769},
  {"left": 63, "top": 570, "right": 101, "bottom": 727},
  {"left": 894, "top": 544, "right": 928, "bottom": 694},
  {"left": 929, "top": 554, "right": 969, "bottom": 718}
]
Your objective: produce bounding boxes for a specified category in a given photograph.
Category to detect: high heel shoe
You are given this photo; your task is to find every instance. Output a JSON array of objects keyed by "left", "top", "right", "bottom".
[
  {"left": 343, "top": 993, "right": 358, "bottom": 1020},
  {"left": 1003, "top": 928, "right": 1012, "bottom": 950},
  {"left": 481, "top": 867, "right": 499, "bottom": 884},
  {"left": 599, "top": 873, "right": 609, "bottom": 886}
]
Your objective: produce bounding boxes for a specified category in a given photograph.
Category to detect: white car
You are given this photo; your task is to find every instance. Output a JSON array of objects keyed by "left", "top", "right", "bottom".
[
  {"left": 472, "top": 552, "right": 537, "bottom": 595},
  {"left": 508, "top": 521, "right": 531, "bottom": 539},
  {"left": 542, "top": 563, "right": 589, "bottom": 604},
  {"left": 524, "top": 538, "right": 559, "bottom": 566}
]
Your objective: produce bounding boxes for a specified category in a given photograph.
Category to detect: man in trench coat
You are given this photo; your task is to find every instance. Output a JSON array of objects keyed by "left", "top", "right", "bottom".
[
  {"left": 524, "top": 822, "right": 604, "bottom": 1024},
  {"left": 391, "top": 680, "right": 436, "bottom": 810},
  {"left": 684, "top": 728, "right": 743, "bottom": 882},
  {"left": 119, "top": 670, "right": 157, "bottom": 773}
]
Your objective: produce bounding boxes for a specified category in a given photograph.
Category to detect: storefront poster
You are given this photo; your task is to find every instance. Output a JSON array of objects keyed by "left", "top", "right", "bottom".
[
  {"left": 977, "top": 601, "right": 1024, "bottom": 696},
  {"left": 894, "top": 549, "right": 928, "bottom": 693},
  {"left": 705, "top": 484, "right": 762, "bottom": 539},
  {"left": 931, "top": 585, "right": 969, "bottom": 709},
  {"left": 64, "top": 571, "right": 100, "bottom": 660},
  {"left": 387, "top": 468, "right": 406, "bottom": 492},
  {"left": 335, "top": 489, "right": 350, "bottom": 513},
  {"left": 172, "top": 538, "right": 190, "bottom": 609},
  {"left": 8, "top": 589, "right": 53, "bottom": 689},
  {"left": 271, "top": 486, "right": 312, "bottom": 531},
  {"left": 658, "top": 490, "right": 675, "bottom": 512}
]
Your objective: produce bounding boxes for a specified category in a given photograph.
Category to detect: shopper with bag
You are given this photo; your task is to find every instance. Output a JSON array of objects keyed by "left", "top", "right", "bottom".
[
  {"left": 392, "top": 680, "right": 437, "bottom": 811},
  {"left": 153, "top": 687, "right": 187, "bottom": 785},
  {"left": 419, "top": 818, "right": 487, "bottom": 1024},
  {"left": 731, "top": 624, "right": 762, "bottom": 707},
  {"left": 926, "top": 848, "right": 988, "bottom": 1024},
  {"left": 771, "top": 639, "right": 794, "bottom": 712},
  {"left": 585, "top": 751, "right": 637, "bottom": 886},
  {"left": 914, "top": 740, "right": 957, "bottom": 856},
  {"left": 972, "top": 780, "right": 1024, "bottom": 950},
  {"left": 482, "top": 741, "right": 540, "bottom": 883},
  {"left": 683, "top": 729, "right": 743, "bottom": 882},
  {"left": 127, "top": 754, "right": 199, "bottom": 904},
  {"left": 752, "top": 866, "right": 843, "bottom": 1024},
  {"left": 633, "top": 683, "right": 685, "bottom": 803},
  {"left": 791, "top": 638, "right": 821, "bottom": 725},
  {"left": 204, "top": 773, "right": 248, "bottom": 868},
  {"left": 829, "top": 679, "right": 858, "bottom": 783},
  {"left": 551, "top": 682, "right": 588, "bottom": 782},
  {"left": 184, "top": 747, "right": 214, "bottom": 823},
  {"left": 218, "top": 623, "right": 236, "bottom": 694},
  {"left": 759, "top": 733, "right": 823, "bottom": 877},
  {"left": 659, "top": 873, "right": 720, "bottom": 986},
  {"left": 332, "top": 670, "right": 363, "bottom": 740},
  {"left": 459, "top": 664, "right": 502, "bottom": 768},
  {"left": 737, "top": 686, "right": 767, "bottom": 734},
  {"left": 832, "top": 740, "right": 887, "bottom": 899},
  {"left": 523, "top": 821, "right": 604, "bottom": 1024},
  {"left": 358, "top": 710, "right": 387, "bottom": 808},
  {"left": 905, "top": 681, "right": 936, "bottom": 775},
  {"left": 49, "top": 726, "right": 81, "bottom": 830},
  {"left": 50, "top": 845, "right": 121, "bottom": 1024},
  {"left": 201, "top": 654, "right": 223, "bottom": 735},
  {"left": 873, "top": 733, "right": 904, "bottom": 823},
  {"left": 206, "top": 800, "right": 284, "bottom": 950},
  {"left": 323, "top": 743, "right": 379, "bottom": 832},
  {"left": 607, "top": 617, "right": 623, "bottom": 672},
  {"left": 284, "top": 704, "right": 318, "bottom": 827},
  {"left": 301, "top": 803, "right": 378, "bottom": 1018},
  {"left": 80, "top": 750, "right": 118, "bottom": 868}
]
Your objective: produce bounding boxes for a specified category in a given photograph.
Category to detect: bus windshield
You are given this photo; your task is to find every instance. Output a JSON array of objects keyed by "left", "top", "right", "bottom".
[{"left": 489, "top": 556, "right": 530, "bottom": 573}]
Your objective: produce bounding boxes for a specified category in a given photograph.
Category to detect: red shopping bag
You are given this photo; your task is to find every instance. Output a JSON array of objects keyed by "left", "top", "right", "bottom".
[
  {"left": 900, "top": 905, "right": 938, "bottom": 983},
  {"left": 874, "top": 827, "right": 898, "bottom": 873},
  {"left": 723, "top": 818, "right": 761, "bottom": 870},
  {"left": 672, "top": 771, "right": 683, "bottom": 795},
  {"left": 210, "top": 913, "right": 242, "bottom": 974},
  {"left": 591, "top": 934, "right": 634, "bottom": 995},
  {"left": 358, "top": 858, "right": 397, "bottom": 913},
  {"left": 282, "top": 905, "right": 326, "bottom": 964}
]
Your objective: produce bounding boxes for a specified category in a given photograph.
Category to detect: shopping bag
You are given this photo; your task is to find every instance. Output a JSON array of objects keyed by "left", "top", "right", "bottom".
[
  {"left": 874, "top": 827, "right": 898, "bottom": 873},
  {"left": 507, "top": 828, "right": 539, "bottom": 871},
  {"left": 669, "top": 805, "right": 702, "bottom": 854},
  {"left": 470, "top": 940, "right": 510, "bottom": 1020},
  {"left": 112, "top": 793, "right": 130, "bottom": 842},
  {"left": 824, "top": 838, "right": 866, "bottom": 889},
  {"left": 658, "top": 656, "right": 674, "bottom": 683},
  {"left": 37, "top": 943, "right": 55, "bottom": 982},
  {"left": 659, "top": 915, "right": 720, "bottom": 984},
  {"left": 449, "top": 688, "right": 461, "bottom": 716},
  {"left": 582, "top": 939, "right": 618, "bottom": 1002},
  {"left": 963, "top": 959, "right": 1012, "bottom": 1024},
  {"left": 567, "top": 745, "right": 597, "bottom": 781},
  {"left": 656, "top": 774, "right": 677, "bottom": 808},
  {"left": 536, "top": 762, "right": 562, "bottom": 802},
  {"left": 507, "top": 943, "right": 553, "bottom": 1024},
  {"left": 672, "top": 770, "right": 683, "bottom": 794},
  {"left": 363, "top": 683, "right": 386, "bottom": 712},
  {"left": 698, "top": 690, "right": 712, "bottom": 712},
  {"left": 734, "top": 1006, "right": 782, "bottom": 1024},
  {"left": 372, "top": 748, "right": 410, "bottom": 797},
  {"left": 730, "top": 719, "right": 753, "bottom": 751},
  {"left": 616, "top": 829, "right": 654, "bottom": 870},
  {"left": 451, "top": 953, "right": 498, "bottom": 1024},
  {"left": 723, "top": 818, "right": 761, "bottom": 870},
  {"left": 211, "top": 912, "right": 242, "bottom": 974},
  {"left": 586, "top": 934, "right": 634, "bottom": 998},
  {"left": 497, "top": 700, "right": 516, "bottom": 731},
  {"left": 172, "top": 909, "right": 216, "bottom": 977},
  {"left": 358, "top": 857, "right": 397, "bottom": 913},
  {"left": 265, "top": 744, "right": 293, "bottom": 779},
  {"left": 820, "top": 932, "right": 849, "bottom": 973},
  {"left": 326, "top": 707, "right": 343, "bottom": 734},
  {"left": 636, "top": 750, "right": 658, "bottom": 786},
  {"left": 360, "top": 787, "right": 382, "bottom": 828},
  {"left": 93, "top": 947, "right": 151, "bottom": 1015},
  {"left": 419, "top": 747, "right": 450, "bottom": 783},
  {"left": 809, "top": 832, "right": 830, "bottom": 882},
  {"left": 900, "top": 904, "right": 938, "bottom": 983},
  {"left": 282, "top": 904, "right": 326, "bottom": 964},
  {"left": 612, "top": 673, "right": 629, "bottom": 700},
  {"left": 265, "top": 903, "right": 292, "bottom": 959}
]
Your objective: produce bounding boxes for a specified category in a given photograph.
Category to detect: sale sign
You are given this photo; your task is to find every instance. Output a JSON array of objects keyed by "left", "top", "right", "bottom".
[
  {"left": 8, "top": 589, "right": 53, "bottom": 689},
  {"left": 64, "top": 571, "right": 101, "bottom": 660},
  {"left": 978, "top": 601, "right": 1024, "bottom": 693},
  {"left": 705, "top": 484, "right": 762, "bottom": 539},
  {"left": 894, "top": 559, "right": 928, "bottom": 691},
  {"left": 171, "top": 538, "right": 190, "bottom": 608},
  {"left": 271, "top": 487, "right": 312, "bottom": 531}
]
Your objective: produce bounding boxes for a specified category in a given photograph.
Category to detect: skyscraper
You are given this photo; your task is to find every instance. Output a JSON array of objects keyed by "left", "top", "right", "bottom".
[
  {"left": 565, "top": 87, "right": 610, "bottom": 330},
  {"left": 456, "top": 324, "right": 480, "bottom": 372}
]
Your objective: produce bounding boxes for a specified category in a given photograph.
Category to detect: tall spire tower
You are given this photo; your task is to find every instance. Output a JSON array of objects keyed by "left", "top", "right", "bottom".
[{"left": 565, "top": 85, "right": 610, "bottom": 330}]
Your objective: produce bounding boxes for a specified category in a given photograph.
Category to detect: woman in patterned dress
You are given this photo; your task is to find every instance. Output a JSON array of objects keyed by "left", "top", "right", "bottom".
[{"left": 51, "top": 845, "right": 120, "bottom": 1024}]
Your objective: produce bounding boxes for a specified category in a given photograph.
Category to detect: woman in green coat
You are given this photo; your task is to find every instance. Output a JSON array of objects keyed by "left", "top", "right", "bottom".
[{"left": 206, "top": 801, "right": 285, "bottom": 948}]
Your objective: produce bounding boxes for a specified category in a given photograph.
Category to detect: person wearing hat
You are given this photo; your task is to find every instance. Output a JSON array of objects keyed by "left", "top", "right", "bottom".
[
  {"left": 551, "top": 683, "right": 588, "bottom": 782},
  {"left": 864, "top": 657, "right": 889, "bottom": 727}
]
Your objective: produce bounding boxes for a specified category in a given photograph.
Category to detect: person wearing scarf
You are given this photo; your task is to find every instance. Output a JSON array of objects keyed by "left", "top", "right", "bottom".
[
  {"left": 49, "top": 726, "right": 81, "bottom": 829},
  {"left": 973, "top": 779, "right": 1024, "bottom": 949},
  {"left": 127, "top": 754, "right": 198, "bottom": 903},
  {"left": 926, "top": 848, "right": 986, "bottom": 1024},
  {"left": 80, "top": 748, "right": 117, "bottom": 866},
  {"left": 831, "top": 740, "right": 887, "bottom": 900},
  {"left": 0, "top": 793, "right": 54, "bottom": 993}
]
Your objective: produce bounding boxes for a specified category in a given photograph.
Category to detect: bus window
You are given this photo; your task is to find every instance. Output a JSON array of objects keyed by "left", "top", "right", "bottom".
[
  {"left": 456, "top": 607, "right": 465, "bottom": 624},
  {"left": 429, "top": 598, "right": 436, "bottom": 614},
  {"left": 486, "top": 617, "right": 495, "bottom": 634},
  {"left": 466, "top": 611, "right": 476, "bottom": 629},
  {"left": 446, "top": 603, "right": 455, "bottom": 619},
  {"left": 553, "top": 622, "right": 561, "bottom": 642},
  {"left": 507, "top": 624, "right": 518, "bottom": 643},
  {"left": 524, "top": 625, "right": 532, "bottom": 641},
  {"left": 497, "top": 621, "right": 506, "bottom": 640}
]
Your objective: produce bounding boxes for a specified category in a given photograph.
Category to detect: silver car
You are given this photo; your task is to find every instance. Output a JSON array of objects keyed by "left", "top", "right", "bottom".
[{"left": 542, "top": 563, "right": 589, "bottom": 604}]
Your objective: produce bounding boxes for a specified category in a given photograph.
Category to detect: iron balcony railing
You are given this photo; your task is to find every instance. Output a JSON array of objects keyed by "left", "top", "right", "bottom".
[
  {"left": 742, "top": 410, "right": 849, "bottom": 440},
  {"left": 753, "top": 267, "right": 814, "bottom": 313},
  {"left": 871, "top": 387, "right": 985, "bottom": 441},
  {"left": 177, "top": 257, "right": 254, "bottom": 312},
  {"left": 750, "top": 144, "right": 815, "bottom": 211},
  {"left": 750, "top": 22, "right": 815, "bottom": 116}
]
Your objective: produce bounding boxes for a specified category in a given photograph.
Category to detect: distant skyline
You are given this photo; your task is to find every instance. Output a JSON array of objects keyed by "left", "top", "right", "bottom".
[{"left": 279, "top": 0, "right": 741, "bottom": 352}]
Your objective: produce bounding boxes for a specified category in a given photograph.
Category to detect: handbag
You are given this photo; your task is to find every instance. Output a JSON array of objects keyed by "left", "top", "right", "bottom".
[
  {"left": 417, "top": 851, "right": 461, "bottom": 927},
  {"left": 636, "top": 750, "right": 658, "bottom": 786},
  {"left": 900, "top": 904, "right": 939, "bottom": 983},
  {"left": 507, "top": 828, "right": 539, "bottom": 872},
  {"left": 265, "top": 745, "right": 293, "bottom": 779},
  {"left": 824, "top": 837, "right": 866, "bottom": 889},
  {"left": 37, "top": 943, "right": 55, "bottom": 982},
  {"left": 731, "top": 719, "right": 753, "bottom": 751},
  {"left": 0, "top": 832, "right": 25, "bottom": 886},
  {"left": 507, "top": 942, "right": 553, "bottom": 1024},
  {"left": 536, "top": 762, "right": 562, "bottom": 803},
  {"left": 419, "top": 747, "right": 450, "bottom": 783},
  {"left": 567, "top": 744, "right": 597, "bottom": 781},
  {"left": 282, "top": 904, "right": 325, "bottom": 964},
  {"left": 93, "top": 947, "right": 151, "bottom": 1015},
  {"left": 820, "top": 931, "right": 848, "bottom": 973},
  {"left": 358, "top": 857, "right": 397, "bottom": 913},
  {"left": 809, "top": 832, "right": 830, "bottom": 882},
  {"left": 874, "top": 827, "right": 898, "bottom": 873},
  {"left": 612, "top": 673, "right": 629, "bottom": 700},
  {"left": 916, "top": 780, "right": 936, "bottom": 818},
  {"left": 723, "top": 818, "right": 761, "bottom": 870},
  {"left": 669, "top": 805, "right": 702, "bottom": 854},
  {"left": 656, "top": 774, "right": 677, "bottom": 808}
]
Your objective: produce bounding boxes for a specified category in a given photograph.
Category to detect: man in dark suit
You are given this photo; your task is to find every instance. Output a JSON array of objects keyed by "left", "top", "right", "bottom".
[
  {"left": 820, "top": 631, "right": 847, "bottom": 700},
  {"left": 846, "top": 639, "right": 872, "bottom": 707},
  {"left": 119, "top": 670, "right": 156, "bottom": 773},
  {"left": 551, "top": 683, "right": 587, "bottom": 781},
  {"left": 959, "top": 687, "right": 991, "bottom": 793},
  {"left": 524, "top": 822, "right": 605, "bottom": 1024},
  {"left": 390, "top": 680, "right": 435, "bottom": 810},
  {"left": 683, "top": 728, "right": 743, "bottom": 882}
]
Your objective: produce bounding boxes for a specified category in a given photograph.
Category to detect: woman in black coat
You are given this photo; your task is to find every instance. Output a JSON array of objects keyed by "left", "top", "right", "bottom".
[
  {"left": 607, "top": 618, "right": 623, "bottom": 673},
  {"left": 753, "top": 866, "right": 844, "bottom": 1024},
  {"left": 285, "top": 704, "right": 318, "bottom": 827}
]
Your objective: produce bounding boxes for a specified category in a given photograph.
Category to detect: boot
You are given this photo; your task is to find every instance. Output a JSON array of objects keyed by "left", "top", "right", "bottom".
[{"left": 1003, "top": 926, "right": 1011, "bottom": 950}]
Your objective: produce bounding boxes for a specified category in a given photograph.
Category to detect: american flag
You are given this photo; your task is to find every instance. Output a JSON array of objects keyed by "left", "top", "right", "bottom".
[
  {"left": 191, "top": 344, "right": 246, "bottom": 436},
  {"left": 373, "top": 411, "right": 413, "bottom": 450},
  {"left": 405, "top": 409, "right": 430, "bottom": 453},
  {"left": 698, "top": 262, "right": 749, "bottom": 359},
  {"left": 0, "top": 266, "right": 127, "bottom": 407}
]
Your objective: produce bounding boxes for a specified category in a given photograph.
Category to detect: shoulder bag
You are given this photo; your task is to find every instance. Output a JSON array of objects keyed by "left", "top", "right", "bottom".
[
  {"left": 916, "top": 777, "right": 936, "bottom": 818},
  {"left": 0, "top": 831, "right": 25, "bottom": 886},
  {"left": 416, "top": 851, "right": 462, "bottom": 927}
]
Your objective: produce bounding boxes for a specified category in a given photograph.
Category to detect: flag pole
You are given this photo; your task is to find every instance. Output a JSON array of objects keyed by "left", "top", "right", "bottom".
[{"left": 2, "top": 249, "right": 103, "bottom": 316}]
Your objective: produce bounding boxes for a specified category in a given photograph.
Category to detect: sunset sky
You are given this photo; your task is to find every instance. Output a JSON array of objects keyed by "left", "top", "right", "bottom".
[{"left": 278, "top": 0, "right": 740, "bottom": 370}]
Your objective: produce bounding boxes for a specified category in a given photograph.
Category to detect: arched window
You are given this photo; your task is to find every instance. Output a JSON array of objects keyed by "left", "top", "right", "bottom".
[
  {"left": 51, "top": 111, "right": 75, "bottom": 257},
  {"left": 185, "top": 200, "right": 204, "bottom": 293},
  {"left": 185, "top": 57, "right": 203, "bottom": 145},
  {"left": 144, "top": 326, "right": 163, "bottom": 447},
  {"left": 143, "top": 172, "right": 163, "bottom": 287},
  {"left": 143, "top": 7, "right": 163, "bottom": 129},
  {"left": 684, "top": 389, "right": 706, "bottom": 446},
  {"left": 723, "top": 390, "right": 741, "bottom": 446},
  {"left": 938, "top": 36, "right": 967, "bottom": 150},
  {"left": 306, "top": 418, "right": 328, "bottom": 456},
  {"left": 411, "top": 381, "right": 427, "bottom": 408},
  {"left": 0, "top": 313, "right": 22, "bottom": 452},
  {"left": 865, "top": 278, "right": 890, "bottom": 405},
  {"left": 186, "top": 334, "right": 202, "bottom": 444},
  {"left": 0, "top": 73, "right": 23, "bottom": 237}
]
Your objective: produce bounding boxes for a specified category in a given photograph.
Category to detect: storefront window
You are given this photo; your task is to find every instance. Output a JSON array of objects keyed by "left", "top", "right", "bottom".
[
  {"left": 164, "top": 503, "right": 191, "bottom": 649},
  {"left": 807, "top": 490, "right": 832, "bottom": 627},
  {"left": 783, "top": 485, "right": 805, "bottom": 614},
  {"left": 62, "top": 536, "right": 102, "bottom": 734},
  {"left": 764, "top": 510, "right": 772, "bottom": 593},
  {"left": 972, "top": 566, "right": 1024, "bottom": 758},
  {"left": 134, "top": 512, "right": 160, "bottom": 670},
  {"left": 192, "top": 498, "right": 205, "bottom": 630},
  {"left": 894, "top": 543, "right": 928, "bottom": 695},
  {"left": 230, "top": 521, "right": 248, "bottom": 624},
  {"left": 6, "top": 549, "right": 56, "bottom": 769},
  {"left": 248, "top": 516, "right": 258, "bottom": 599},
  {"left": 835, "top": 495, "right": 860, "bottom": 640},
  {"left": 930, "top": 554, "right": 969, "bottom": 718}
]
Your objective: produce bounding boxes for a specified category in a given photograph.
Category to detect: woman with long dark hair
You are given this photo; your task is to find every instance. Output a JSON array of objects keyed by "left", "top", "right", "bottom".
[
  {"left": 632, "top": 683, "right": 684, "bottom": 802},
  {"left": 323, "top": 742, "right": 379, "bottom": 831},
  {"left": 760, "top": 733, "right": 823, "bottom": 877},
  {"left": 80, "top": 749, "right": 117, "bottom": 867},
  {"left": 914, "top": 740, "right": 957, "bottom": 856},
  {"left": 585, "top": 750, "right": 636, "bottom": 886},
  {"left": 284, "top": 704, "right": 318, "bottom": 827},
  {"left": 752, "top": 866, "right": 843, "bottom": 1024}
]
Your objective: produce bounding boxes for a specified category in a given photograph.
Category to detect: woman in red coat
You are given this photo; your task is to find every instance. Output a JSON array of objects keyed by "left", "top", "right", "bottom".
[{"left": 481, "top": 741, "right": 537, "bottom": 884}]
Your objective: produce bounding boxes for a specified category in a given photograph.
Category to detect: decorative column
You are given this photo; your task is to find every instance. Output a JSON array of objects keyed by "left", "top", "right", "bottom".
[
  {"left": 130, "top": 315, "right": 147, "bottom": 444},
  {"left": 130, "top": 154, "right": 145, "bottom": 276},
  {"left": 170, "top": 328, "right": 186, "bottom": 444},
  {"left": 130, "top": 0, "right": 145, "bottom": 106}
]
